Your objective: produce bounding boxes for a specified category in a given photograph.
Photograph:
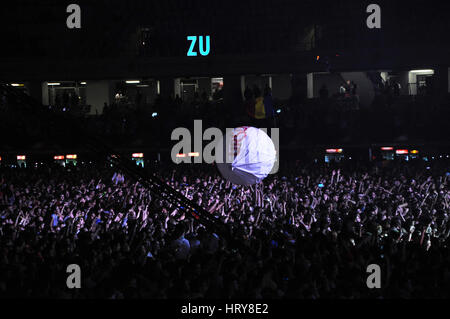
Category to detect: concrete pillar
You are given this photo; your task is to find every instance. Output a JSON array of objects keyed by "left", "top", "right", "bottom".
[
  {"left": 271, "top": 74, "right": 292, "bottom": 100},
  {"left": 86, "top": 80, "right": 112, "bottom": 115},
  {"left": 146, "top": 80, "right": 159, "bottom": 104},
  {"left": 306, "top": 73, "right": 314, "bottom": 99},
  {"left": 159, "top": 78, "right": 173, "bottom": 100},
  {"left": 398, "top": 71, "right": 409, "bottom": 96},
  {"left": 408, "top": 71, "right": 417, "bottom": 95},
  {"left": 26, "top": 81, "right": 49, "bottom": 105},
  {"left": 174, "top": 78, "right": 181, "bottom": 98},
  {"left": 42, "top": 82, "right": 49, "bottom": 105},
  {"left": 241, "top": 76, "right": 246, "bottom": 94},
  {"left": 159, "top": 77, "right": 177, "bottom": 101}
]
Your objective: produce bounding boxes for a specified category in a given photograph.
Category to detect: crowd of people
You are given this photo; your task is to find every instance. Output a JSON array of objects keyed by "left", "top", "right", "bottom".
[
  {"left": 2, "top": 82, "right": 449, "bottom": 152},
  {"left": 1, "top": 158, "right": 449, "bottom": 298},
  {"left": 1, "top": 81, "right": 450, "bottom": 299}
]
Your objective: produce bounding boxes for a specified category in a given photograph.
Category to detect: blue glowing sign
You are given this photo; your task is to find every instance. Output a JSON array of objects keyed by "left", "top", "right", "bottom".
[{"left": 187, "top": 35, "right": 211, "bottom": 56}]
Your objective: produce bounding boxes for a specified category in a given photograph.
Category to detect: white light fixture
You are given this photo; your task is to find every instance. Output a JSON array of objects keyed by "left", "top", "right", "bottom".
[
  {"left": 410, "top": 69, "right": 434, "bottom": 74},
  {"left": 126, "top": 80, "right": 140, "bottom": 84},
  {"left": 48, "top": 82, "right": 61, "bottom": 86},
  {"left": 10, "top": 83, "right": 24, "bottom": 87},
  {"left": 151, "top": 112, "right": 158, "bottom": 118},
  {"left": 80, "top": 82, "right": 87, "bottom": 85}
]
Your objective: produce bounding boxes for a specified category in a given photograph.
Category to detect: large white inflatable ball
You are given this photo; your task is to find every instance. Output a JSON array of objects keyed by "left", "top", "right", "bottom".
[{"left": 215, "top": 127, "right": 276, "bottom": 186}]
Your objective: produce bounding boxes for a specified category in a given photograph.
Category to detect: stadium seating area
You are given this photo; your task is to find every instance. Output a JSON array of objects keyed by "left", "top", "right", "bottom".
[{"left": 1, "top": 82, "right": 449, "bottom": 151}]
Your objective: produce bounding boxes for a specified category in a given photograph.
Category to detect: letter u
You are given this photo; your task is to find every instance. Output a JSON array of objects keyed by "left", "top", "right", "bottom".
[{"left": 198, "top": 36, "right": 210, "bottom": 56}]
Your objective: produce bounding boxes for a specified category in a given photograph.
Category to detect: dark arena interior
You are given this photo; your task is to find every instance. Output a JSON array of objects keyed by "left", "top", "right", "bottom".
[{"left": 0, "top": 0, "right": 450, "bottom": 308}]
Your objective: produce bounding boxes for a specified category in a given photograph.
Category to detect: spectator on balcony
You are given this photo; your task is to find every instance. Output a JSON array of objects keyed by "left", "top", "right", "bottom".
[
  {"left": 345, "top": 80, "right": 352, "bottom": 97},
  {"left": 393, "top": 81, "right": 401, "bottom": 97},
  {"left": 339, "top": 83, "right": 347, "bottom": 97}
]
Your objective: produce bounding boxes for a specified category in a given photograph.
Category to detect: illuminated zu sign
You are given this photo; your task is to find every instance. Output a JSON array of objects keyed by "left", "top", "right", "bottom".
[{"left": 187, "top": 35, "right": 211, "bottom": 56}]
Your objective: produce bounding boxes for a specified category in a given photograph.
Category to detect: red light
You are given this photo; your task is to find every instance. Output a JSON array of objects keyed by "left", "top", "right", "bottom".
[
  {"left": 54, "top": 155, "right": 64, "bottom": 160},
  {"left": 132, "top": 153, "right": 144, "bottom": 158},
  {"left": 17, "top": 155, "right": 26, "bottom": 160},
  {"left": 176, "top": 153, "right": 186, "bottom": 158},
  {"left": 191, "top": 212, "right": 200, "bottom": 220},
  {"left": 326, "top": 148, "right": 343, "bottom": 154},
  {"left": 396, "top": 149, "right": 409, "bottom": 155},
  {"left": 66, "top": 154, "right": 77, "bottom": 159},
  {"left": 381, "top": 147, "right": 394, "bottom": 151}
]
